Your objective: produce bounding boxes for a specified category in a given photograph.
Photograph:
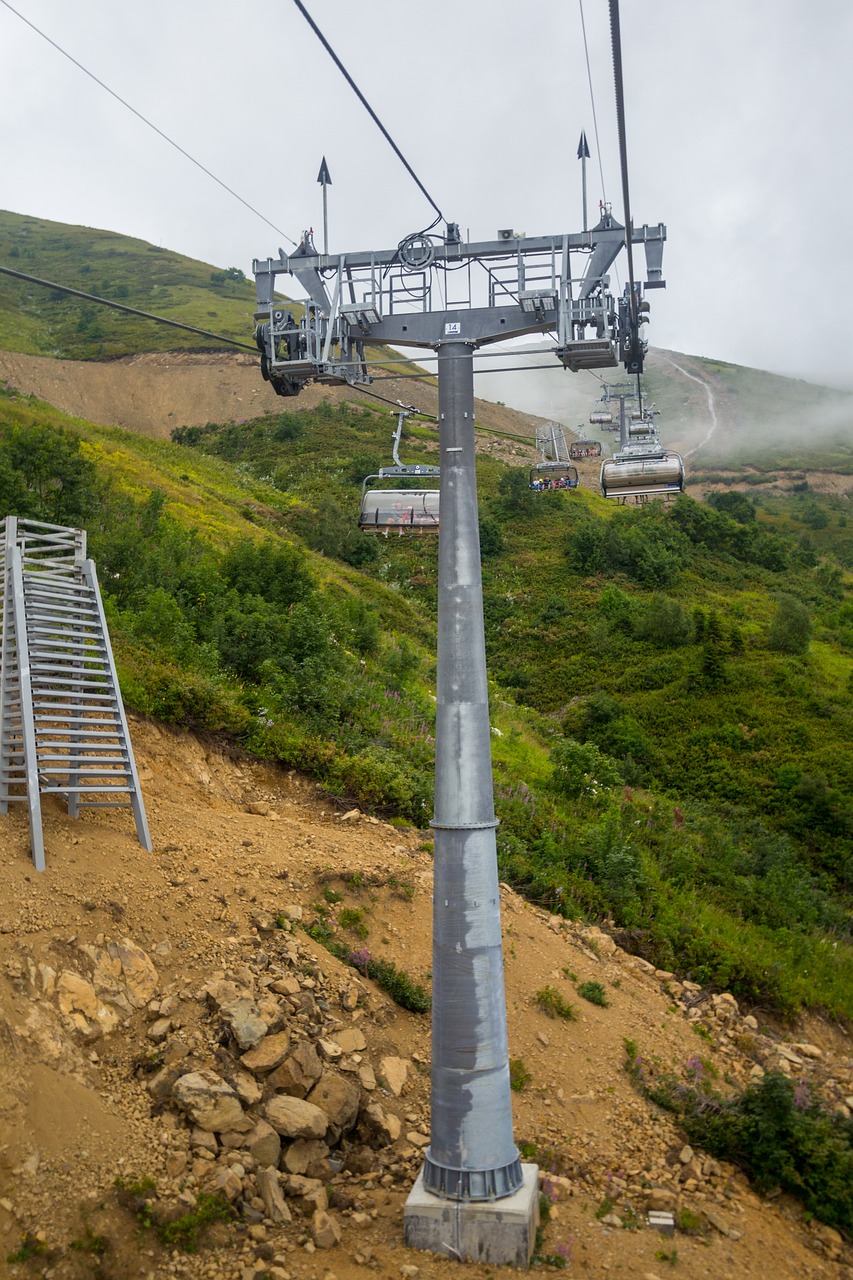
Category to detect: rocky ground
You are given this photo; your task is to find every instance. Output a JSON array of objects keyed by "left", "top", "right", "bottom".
[{"left": 0, "top": 718, "right": 850, "bottom": 1280}]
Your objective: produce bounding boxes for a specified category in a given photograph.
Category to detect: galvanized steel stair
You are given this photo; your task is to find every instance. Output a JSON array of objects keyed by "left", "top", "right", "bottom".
[{"left": 0, "top": 516, "right": 151, "bottom": 870}]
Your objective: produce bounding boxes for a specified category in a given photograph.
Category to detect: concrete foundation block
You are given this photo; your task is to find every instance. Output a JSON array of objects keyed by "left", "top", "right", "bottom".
[{"left": 403, "top": 1163, "right": 539, "bottom": 1268}]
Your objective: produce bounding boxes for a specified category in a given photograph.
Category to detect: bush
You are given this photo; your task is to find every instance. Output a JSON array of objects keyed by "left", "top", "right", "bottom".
[
  {"left": 577, "top": 980, "right": 609, "bottom": 1007},
  {"left": 568, "top": 508, "right": 690, "bottom": 588},
  {"left": 498, "top": 468, "right": 536, "bottom": 515},
  {"left": 636, "top": 596, "right": 692, "bottom": 648},
  {"left": 479, "top": 515, "right": 504, "bottom": 556},
  {"left": 535, "top": 986, "right": 576, "bottom": 1020},
  {"left": 550, "top": 738, "right": 621, "bottom": 800},
  {"left": 0, "top": 420, "right": 101, "bottom": 526},
  {"left": 220, "top": 538, "right": 314, "bottom": 608},
  {"left": 651, "top": 1068, "right": 853, "bottom": 1236},
  {"left": 768, "top": 594, "right": 812, "bottom": 654},
  {"left": 509, "top": 1058, "right": 532, "bottom": 1091}
]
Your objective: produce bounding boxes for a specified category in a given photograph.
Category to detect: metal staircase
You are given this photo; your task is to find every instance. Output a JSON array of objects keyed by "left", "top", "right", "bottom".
[{"left": 0, "top": 516, "right": 151, "bottom": 871}]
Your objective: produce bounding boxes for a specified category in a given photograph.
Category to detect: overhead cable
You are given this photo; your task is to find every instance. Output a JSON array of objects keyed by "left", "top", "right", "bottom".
[
  {"left": 0, "top": 265, "right": 258, "bottom": 352},
  {"left": 0, "top": 0, "right": 297, "bottom": 247},
  {"left": 292, "top": 0, "right": 445, "bottom": 223}
]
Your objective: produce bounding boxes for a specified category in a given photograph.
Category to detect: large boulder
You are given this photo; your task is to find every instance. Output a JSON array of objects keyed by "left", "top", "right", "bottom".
[
  {"left": 266, "top": 1040, "right": 323, "bottom": 1097},
  {"left": 264, "top": 1095, "right": 329, "bottom": 1140},
  {"left": 218, "top": 997, "right": 268, "bottom": 1051},
  {"left": 172, "top": 1071, "right": 252, "bottom": 1133},
  {"left": 256, "top": 1167, "right": 291, "bottom": 1223},
  {"left": 379, "top": 1056, "right": 409, "bottom": 1096},
  {"left": 245, "top": 1119, "right": 281, "bottom": 1168},
  {"left": 361, "top": 1101, "right": 402, "bottom": 1147},
  {"left": 311, "top": 1208, "right": 341, "bottom": 1249},
  {"left": 307, "top": 1071, "right": 360, "bottom": 1141},
  {"left": 281, "top": 1138, "right": 331, "bottom": 1177},
  {"left": 241, "top": 1032, "right": 291, "bottom": 1076}
]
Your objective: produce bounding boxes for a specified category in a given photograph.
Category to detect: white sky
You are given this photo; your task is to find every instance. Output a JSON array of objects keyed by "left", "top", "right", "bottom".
[{"left": 1, "top": 1, "right": 852, "bottom": 389}]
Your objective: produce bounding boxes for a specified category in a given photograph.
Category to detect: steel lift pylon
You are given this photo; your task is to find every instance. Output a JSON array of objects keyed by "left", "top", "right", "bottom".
[{"left": 252, "top": 209, "right": 665, "bottom": 1261}]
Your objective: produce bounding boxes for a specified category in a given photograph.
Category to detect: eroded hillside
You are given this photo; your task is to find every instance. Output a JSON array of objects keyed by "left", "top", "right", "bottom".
[{"left": 0, "top": 719, "right": 850, "bottom": 1279}]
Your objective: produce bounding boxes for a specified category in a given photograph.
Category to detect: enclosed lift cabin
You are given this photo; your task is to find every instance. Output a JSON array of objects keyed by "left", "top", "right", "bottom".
[
  {"left": 359, "top": 408, "right": 440, "bottom": 534},
  {"left": 600, "top": 407, "right": 684, "bottom": 502},
  {"left": 529, "top": 422, "right": 578, "bottom": 491}
]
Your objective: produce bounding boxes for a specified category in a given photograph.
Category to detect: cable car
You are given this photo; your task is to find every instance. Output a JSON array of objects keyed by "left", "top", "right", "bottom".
[
  {"left": 529, "top": 462, "right": 579, "bottom": 491},
  {"left": 600, "top": 444, "right": 685, "bottom": 502},
  {"left": 570, "top": 436, "right": 603, "bottom": 460},
  {"left": 359, "top": 408, "right": 440, "bottom": 534}
]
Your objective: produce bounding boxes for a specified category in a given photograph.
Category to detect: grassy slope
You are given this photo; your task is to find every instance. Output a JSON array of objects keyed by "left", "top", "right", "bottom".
[
  {"left": 642, "top": 353, "right": 853, "bottom": 474},
  {"left": 0, "top": 209, "right": 271, "bottom": 358}
]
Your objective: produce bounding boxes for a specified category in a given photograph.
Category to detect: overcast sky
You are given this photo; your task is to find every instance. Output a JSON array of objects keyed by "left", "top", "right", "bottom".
[{"left": 2, "top": 1, "right": 852, "bottom": 391}]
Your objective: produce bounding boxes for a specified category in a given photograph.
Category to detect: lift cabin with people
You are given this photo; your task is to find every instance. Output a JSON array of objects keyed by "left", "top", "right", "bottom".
[
  {"left": 570, "top": 433, "right": 603, "bottom": 460},
  {"left": 359, "top": 408, "right": 440, "bottom": 534},
  {"left": 599, "top": 410, "right": 685, "bottom": 502},
  {"left": 530, "top": 422, "right": 579, "bottom": 491}
]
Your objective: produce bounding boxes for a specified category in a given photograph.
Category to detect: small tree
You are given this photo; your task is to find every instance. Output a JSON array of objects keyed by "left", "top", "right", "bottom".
[
  {"left": 768, "top": 594, "right": 812, "bottom": 655},
  {"left": 498, "top": 468, "right": 535, "bottom": 515}
]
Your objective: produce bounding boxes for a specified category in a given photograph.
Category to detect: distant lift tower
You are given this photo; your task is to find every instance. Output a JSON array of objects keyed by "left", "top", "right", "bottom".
[{"left": 253, "top": 210, "right": 665, "bottom": 1264}]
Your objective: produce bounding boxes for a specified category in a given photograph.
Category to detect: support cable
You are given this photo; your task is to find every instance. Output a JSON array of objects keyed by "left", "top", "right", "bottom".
[
  {"left": 0, "top": 0, "right": 297, "bottom": 247},
  {"left": 0, "top": 265, "right": 258, "bottom": 352},
  {"left": 292, "top": 0, "right": 445, "bottom": 223}
]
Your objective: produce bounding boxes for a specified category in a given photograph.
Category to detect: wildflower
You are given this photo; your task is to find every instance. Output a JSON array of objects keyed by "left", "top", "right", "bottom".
[
  {"left": 348, "top": 948, "right": 371, "bottom": 972},
  {"left": 793, "top": 1079, "right": 811, "bottom": 1110}
]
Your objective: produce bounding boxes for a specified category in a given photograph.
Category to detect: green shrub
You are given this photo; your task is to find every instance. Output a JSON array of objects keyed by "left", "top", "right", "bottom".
[
  {"left": 535, "top": 986, "right": 576, "bottom": 1020},
  {"left": 577, "top": 980, "right": 609, "bottom": 1007},
  {"left": 636, "top": 596, "right": 693, "bottom": 648},
  {"left": 509, "top": 1057, "right": 532, "bottom": 1091},
  {"left": 624, "top": 1045, "right": 853, "bottom": 1237},
  {"left": 549, "top": 738, "right": 621, "bottom": 800},
  {"left": 157, "top": 1192, "right": 233, "bottom": 1252},
  {"left": 7, "top": 1234, "right": 49, "bottom": 1263},
  {"left": 768, "top": 593, "right": 812, "bottom": 654},
  {"left": 349, "top": 950, "right": 431, "bottom": 1013}
]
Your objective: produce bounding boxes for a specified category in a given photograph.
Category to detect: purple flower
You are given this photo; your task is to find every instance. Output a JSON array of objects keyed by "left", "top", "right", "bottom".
[
  {"left": 348, "top": 948, "right": 371, "bottom": 972},
  {"left": 793, "top": 1079, "right": 811, "bottom": 1110}
]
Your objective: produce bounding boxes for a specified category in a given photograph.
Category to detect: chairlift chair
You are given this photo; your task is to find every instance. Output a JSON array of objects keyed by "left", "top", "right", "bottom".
[
  {"left": 569, "top": 436, "right": 603, "bottom": 460},
  {"left": 359, "top": 482, "right": 440, "bottom": 533},
  {"left": 588, "top": 410, "right": 613, "bottom": 427},
  {"left": 358, "top": 408, "right": 440, "bottom": 534},
  {"left": 600, "top": 445, "right": 685, "bottom": 502},
  {"left": 529, "top": 462, "right": 579, "bottom": 491}
]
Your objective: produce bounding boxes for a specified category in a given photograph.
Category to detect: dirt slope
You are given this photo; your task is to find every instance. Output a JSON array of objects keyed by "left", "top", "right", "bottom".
[
  {"left": 0, "top": 350, "right": 544, "bottom": 451},
  {"left": 0, "top": 719, "right": 850, "bottom": 1279}
]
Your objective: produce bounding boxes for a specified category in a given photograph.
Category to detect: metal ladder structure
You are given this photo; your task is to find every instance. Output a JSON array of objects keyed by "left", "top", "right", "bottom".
[{"left": 0, "top": 516, "right": 152, "bottom": 871}]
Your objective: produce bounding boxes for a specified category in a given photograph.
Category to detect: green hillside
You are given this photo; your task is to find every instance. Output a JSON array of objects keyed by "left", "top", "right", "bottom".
[
  {"left": 0, "top": 377, "right": 850, "bottom": 1026},
  {"left": 644, "top": 353, "right": 853, "bottom": 475},
  {"left": 0, "top": 208, "right": 850, "bottom": 1027},
  {"left": 0, "top": 209, "right": 262, "bottom": 358}
]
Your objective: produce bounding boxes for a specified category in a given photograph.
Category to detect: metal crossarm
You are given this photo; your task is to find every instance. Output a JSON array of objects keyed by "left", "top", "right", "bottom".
[{"left": 0, "top": 516, "right": 152, "bottom": 869}]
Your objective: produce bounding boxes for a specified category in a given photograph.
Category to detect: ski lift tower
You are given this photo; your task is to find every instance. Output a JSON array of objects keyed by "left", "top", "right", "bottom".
[{"left": 253, "top": 209, "right": 665, "bottom": 1266}]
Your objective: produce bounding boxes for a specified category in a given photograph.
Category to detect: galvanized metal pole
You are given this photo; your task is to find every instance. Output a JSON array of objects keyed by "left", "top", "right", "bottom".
[{"left": 422, "top": 340, "right": 522, "bottom": 1202}]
